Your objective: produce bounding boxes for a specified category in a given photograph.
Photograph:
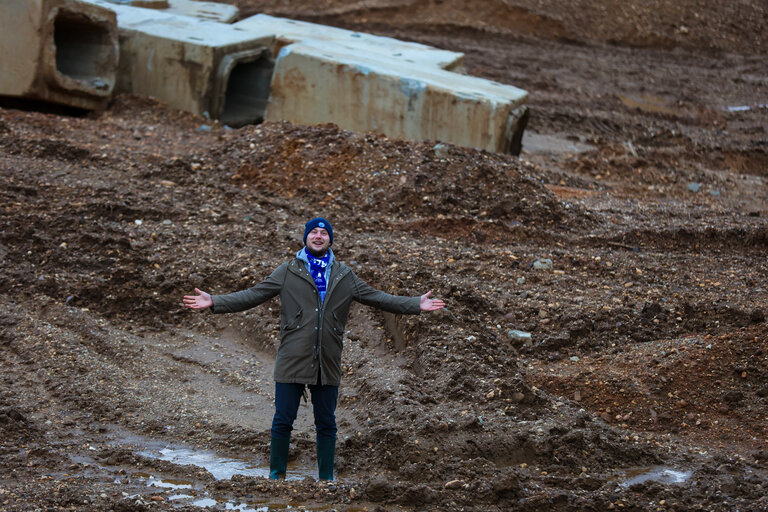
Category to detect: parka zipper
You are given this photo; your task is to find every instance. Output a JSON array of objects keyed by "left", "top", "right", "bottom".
[
  {"left": 313, "top": 263, "right": 331, "bottom": 384},
  {"left": 315, "top": 288, "right": 322, "bottom": 364},
  {"left": 295, "top": 259, "right": 348, "bottom": 385},
  {"left": 314, "top": 262, "right": 342, "bottom": 384}
]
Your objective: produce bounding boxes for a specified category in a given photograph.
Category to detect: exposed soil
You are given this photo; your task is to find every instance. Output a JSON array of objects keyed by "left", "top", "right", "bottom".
[{"left": 1, "top": 0, "right": 767, "bottom": 510}]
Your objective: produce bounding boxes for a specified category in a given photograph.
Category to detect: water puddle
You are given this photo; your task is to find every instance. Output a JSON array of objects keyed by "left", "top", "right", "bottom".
[
  {"left": 138, "top": 446, "right": 270, "bottom": 480},
  {"left": 138, "top": 473, "right": 193, "bottom": 490},
  {"left": 191, "top": 497, "right": 262, "bottom": 510},
  {"left": 128, "top": 468, "right": 322, "bottom": 512},
  {"left": 169, "top": 493, "right": 194, "bottom": 501},
  {"left": 69, "top": 427, "right": 338, "bottom": 512},
  {"left": 619, "top": 466, "right": 693, "bottom": 487},
  {"left": 129, "top": 435, "right": 316, "bottom": 481},
  {"left": 724, "top": 104, "right": 768, "bottom": 112},
  {"left": 173, "top": 495, "right": 324, "bottom": 511}
]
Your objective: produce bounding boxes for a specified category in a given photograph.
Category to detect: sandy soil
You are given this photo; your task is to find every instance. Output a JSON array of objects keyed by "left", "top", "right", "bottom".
[{"left": 1, "top": 0, "right": 767, "bottom": 510}]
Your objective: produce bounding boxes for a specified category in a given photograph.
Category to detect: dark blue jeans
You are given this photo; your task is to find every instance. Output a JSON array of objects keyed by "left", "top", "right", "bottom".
[{"left": 271, "top": 382, "right": 338, "bottom": 440}]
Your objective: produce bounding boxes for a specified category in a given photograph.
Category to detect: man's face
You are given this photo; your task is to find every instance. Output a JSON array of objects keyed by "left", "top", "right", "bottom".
[{"left": 306, "top": 227, "right": 331, "bottom": 256}]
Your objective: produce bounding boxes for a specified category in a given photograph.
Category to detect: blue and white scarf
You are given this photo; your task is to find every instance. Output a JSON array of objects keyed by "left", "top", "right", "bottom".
[{"left": 305, "top": 249, "right": 331, "bottom": 301}]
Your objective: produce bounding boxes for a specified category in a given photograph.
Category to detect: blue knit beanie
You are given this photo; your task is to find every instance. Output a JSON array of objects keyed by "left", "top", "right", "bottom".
[{"left": 303, "top": 217, "right": 333, "bottom": 245}]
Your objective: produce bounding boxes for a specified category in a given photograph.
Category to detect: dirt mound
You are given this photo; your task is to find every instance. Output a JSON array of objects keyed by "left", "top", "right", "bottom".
[
  {"left": 216, "top": 121, "right": 590, "bottom": 237},
  {"left": 530, "top": 324, "right": 768, "bottom": 459}
]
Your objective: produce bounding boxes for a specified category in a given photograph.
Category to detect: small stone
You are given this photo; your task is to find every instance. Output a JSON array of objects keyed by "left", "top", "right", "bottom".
[
  {"left": 532, "top": 258, "right": 554, "bottom": 271},
  {"left": 445, "top": 479, "right": 464, "bottom": 489},
  {"left": 687, "top": 182, "right": 702, "bottom": 193},
  {"left": 507, "top": 329, "right": 532, "bottom": 341},
  {"left": 433, "top": 143, "right": 450, "bottom": 158}
]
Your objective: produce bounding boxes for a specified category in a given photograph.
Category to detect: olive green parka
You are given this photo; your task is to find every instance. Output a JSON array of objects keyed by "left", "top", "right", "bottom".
[{"left": 211, "top": 256, "right": 421, "bottom": 386}]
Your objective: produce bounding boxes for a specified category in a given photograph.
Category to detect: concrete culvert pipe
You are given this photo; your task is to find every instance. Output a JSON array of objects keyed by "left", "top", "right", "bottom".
[
  {"left": 0, "top": 0, "right": 118, "bottom": 110},
  {"left": 82, "top": 0, "right": 275, "bottom": 123},
  {"left": 218, "top": 50, "right": 274, "bottom": 127},
  {"left": 53, "top": 10, "right": 117, "bottom": 90}
]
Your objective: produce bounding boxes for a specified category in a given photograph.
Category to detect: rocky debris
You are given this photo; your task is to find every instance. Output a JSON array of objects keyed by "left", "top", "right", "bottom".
[{"left": 0, "top": 0, "right": 767, "bottom": 510}]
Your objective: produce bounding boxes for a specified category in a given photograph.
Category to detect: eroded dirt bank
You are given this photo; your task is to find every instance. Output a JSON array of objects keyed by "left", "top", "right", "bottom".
[{"left": 1, "top": 0, "right": 767, "bottom": 510}]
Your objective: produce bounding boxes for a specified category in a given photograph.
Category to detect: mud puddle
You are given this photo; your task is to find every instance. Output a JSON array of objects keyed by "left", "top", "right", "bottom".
[
  {"left": 724, "top": 104, "right": 768, "bottom": 112},
  {"left": 618, "top": 466, "right": 694, "bottom": 487},
  {"left": 127, "top": 472, "right": 324, "bottom": 511},
  {"left": 138, "top": 445, "right": 271, "bottom": 480},
  {"left": 166, "top": 495, "right": 322, "bottom": 511},
  {"left": 139, "top": 473, "right": 194, "bottom": 490},
  {"left": 93, "top": 429, "right": 331, "bottom": 510},
  {"left": 131, "top": 436, "right": 317, "bottom": 480}
]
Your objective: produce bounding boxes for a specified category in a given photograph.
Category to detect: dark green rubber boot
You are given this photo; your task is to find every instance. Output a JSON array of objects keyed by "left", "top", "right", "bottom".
[
  {"left": 317, "top": 436, "right": 336, "bottom": 481},
  {"left": 269, "top": 436, "right": 290, "bottom": 480}
]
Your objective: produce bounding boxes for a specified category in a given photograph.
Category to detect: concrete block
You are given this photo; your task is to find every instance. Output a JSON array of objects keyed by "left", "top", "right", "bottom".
[
  {"left": 103, "top": 0, "right": 239, "bottom": 23},
  {"left": 266, "top": 43, "right": 529, "bottom": 154},
  {"left": 234, "top": 14, "right": 464, "bottom": 72},
  {"left": 84, "top": 0, "right": 274, "bottom": 125},
  {"left": 165, "top": 0, "right": 239, "bottom": 23},
  {"left": 0, "top": 0, "right": 118, "bottom": 110}
]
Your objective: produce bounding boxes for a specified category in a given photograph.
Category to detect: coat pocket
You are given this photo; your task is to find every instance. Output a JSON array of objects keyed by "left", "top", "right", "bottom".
[
  {"left": 283, "top": 309, "right": 303, "bottom": 331},
  {"left": 331, "top": 311, "right": 345, "bottom": 336}
]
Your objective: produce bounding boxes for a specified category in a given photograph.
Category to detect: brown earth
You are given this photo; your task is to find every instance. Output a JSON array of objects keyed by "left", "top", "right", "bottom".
[{"left": 1, "top": 0, "right": 768, "bottom": 510}]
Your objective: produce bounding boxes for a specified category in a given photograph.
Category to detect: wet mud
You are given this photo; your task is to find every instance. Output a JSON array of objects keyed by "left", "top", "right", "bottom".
[{"left": 1, "top": 0, "right": 768, "bottom": 510}]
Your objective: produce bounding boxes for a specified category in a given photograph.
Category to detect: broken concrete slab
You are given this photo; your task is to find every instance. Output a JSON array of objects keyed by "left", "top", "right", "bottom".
[
  {"left": 103, "top": 0, "right": 239, "bottom": 23},
  {"left": 266, "top": 43, "right": 529, "bottom": 154},
  {"left": 0, "top": 0, "right": 119, "bottom": 110},
  {"left": 234, "top": 14, "right": 465, "bottom": 72},
  {"left": 84, "top": 0, "right": 274, "bottom": 125}
]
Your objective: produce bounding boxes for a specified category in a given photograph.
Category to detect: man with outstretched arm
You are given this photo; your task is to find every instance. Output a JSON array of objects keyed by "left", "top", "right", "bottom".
[{"left": 183, "top": 217, "right": 445, "bottom": 481}]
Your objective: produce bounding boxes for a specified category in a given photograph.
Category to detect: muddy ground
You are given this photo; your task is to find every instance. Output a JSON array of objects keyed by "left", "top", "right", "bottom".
[{"left": 1, "top": 0, "right": 767, "bottom": 510}]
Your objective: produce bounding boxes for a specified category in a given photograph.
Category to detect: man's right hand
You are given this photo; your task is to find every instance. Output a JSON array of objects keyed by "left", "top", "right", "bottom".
[{"left": 183, "top": 288, "right": 213, "bottom": 310}]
